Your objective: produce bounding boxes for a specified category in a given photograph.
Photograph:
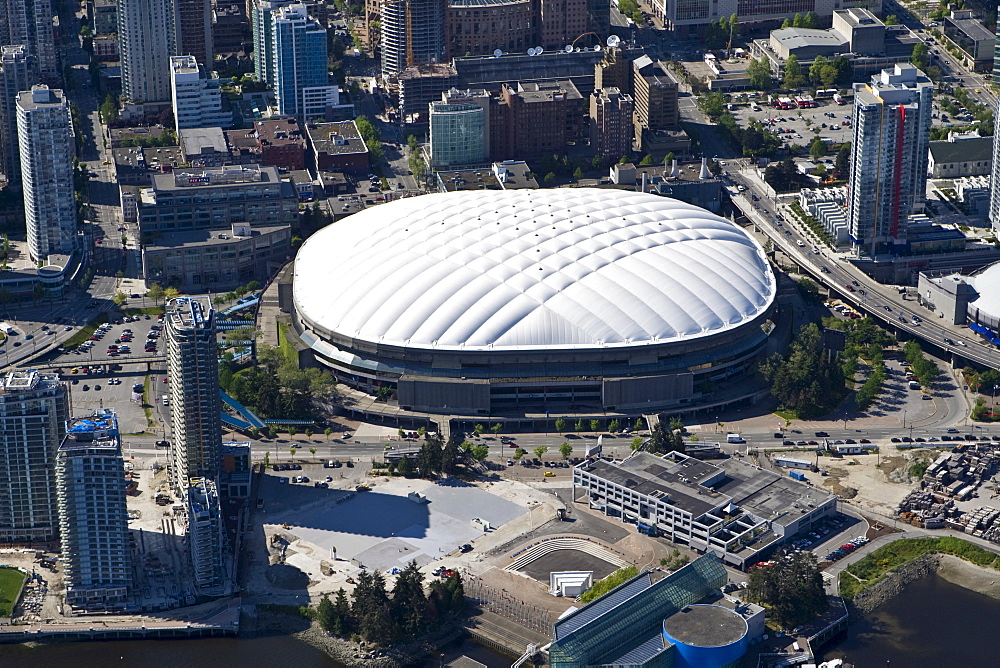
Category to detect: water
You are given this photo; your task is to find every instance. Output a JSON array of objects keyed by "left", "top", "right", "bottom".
[
  {"left": 0, "top": 634, "right": 512, "bottom": 668},
  {"left": 822, "top": 572, "right": 1000, "bottom": 665}
]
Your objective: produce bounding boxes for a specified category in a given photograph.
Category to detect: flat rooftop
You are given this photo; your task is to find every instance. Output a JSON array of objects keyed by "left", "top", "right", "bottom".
[
  {"left": 308, "top": 121, "right": 367, "bottom": 156},
  {"left": 715, "top": 458, "right": 835, "bottom": 525},
  {"left": 167, "top": 296, "right": 214, "bottom": 330},
  {"left": 255, "top": 118, "right": 306, "bottom": 148},
  {"left": 662, "top": 604, "right": 747, "bottom": 647},
  {"left": 145, "top": 224, "right": 288, "bottom": 250},
  {"left": 585, "top": 453, "right": 725, "bottom": 516}
]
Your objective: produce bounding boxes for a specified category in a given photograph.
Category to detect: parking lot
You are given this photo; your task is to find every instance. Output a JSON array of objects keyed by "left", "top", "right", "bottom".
[{"left": 727, "top": 95, "right": 854, "bottom": 157}]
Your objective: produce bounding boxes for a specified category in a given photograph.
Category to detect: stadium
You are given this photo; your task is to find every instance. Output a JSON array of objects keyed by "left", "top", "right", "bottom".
[{"left": 291, "top": 188, "right": 777, "bottom": 420}]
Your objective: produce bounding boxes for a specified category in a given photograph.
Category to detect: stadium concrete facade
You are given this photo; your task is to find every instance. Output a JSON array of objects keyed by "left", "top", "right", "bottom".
[{"left": 291, "top": 189, "right": 777, "bottom": 418}]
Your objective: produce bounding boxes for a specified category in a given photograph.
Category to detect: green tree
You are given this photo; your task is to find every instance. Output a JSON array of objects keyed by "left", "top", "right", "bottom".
[
  {"left": 791, "top": 12, "right": 803, "bottom": 27},
  {"left": 351, "top": 570, "right": 395, "bottom": 643},
  {"left": 663, "top": 151, "right": 675, "bottom": 167},
  {"left": 758, "top": 323, "right": 846, "bottom": 418},
  {"left": 554, "top": 418, "right": 567, "bottom": 433},
  {"left": 784, "top": 55, "right": 804, "bottom": 88},
  {"left": 163, "top": 287, "right": 180, "bottom": 301},
  {"left": 473, "top": 423, "right": 484, "bottom": 437},
  {"left": 802, "top": 10, "right": 817, "bottom": 28},
  {"left": 609, "top": 418, "right": 620, "bottom": 433},
  {"left": 390, "top": 561, "right": 427, "bottom": 640},
  {"left": 146, "top": 283, "right": 165, "bottom": 305},
  {"left": 99, "top": 94, "right": 119, "bottom": 123},
  {"left": 418, "top": 438, "right": 442, "bottom": 475},
  {"left": 634, "top": 417, "right": 644, "bottom": 431},
  {"left": 471, "top": 444, "right": 489, "bottom": 461},
  {"left": 631, "top": 436, "right": 644, "bottom": 451},
  {"left": 112, "top": 291, "right": 127, "bottom": 308},
  {"left": 884, "top": 14, "right": 898, "bottom": 24},
  {"left": 911, "top": 42, "right": 929, "bottom": 71},
  {"left": 808, "top": 55, "right": 828, "bottom": 86},
  {"left": 590, "top": 419, "right": 601, "bottom": 432},
  {"left": 513, "top": 447, "right": 526, "bottom": 460},
  {"left": 639, "top": 154, "right": 654, "bottom": 165},
  {"left": 398, "top": 455, "right": 414, "bottom": 476},
  {"left": 573, "top": 166, "right": 584, "bottom": 180},
  {"left": 747, "top": 57, "right": 773, "bottom": 90},
  {"left": 575, "top": 419, "right": 585, "bottom": 433},
  {"left": 317, "top": 594, "right": 335, "bottom": 633},
  {"left": 834, "top": 142, "right": 851, "bottom": 178},
  {"left": 491, "top": 423, "right": 502, "bottom": 436},
  {"left": 543, "top": 171, "right": 557, "bottom": 186},
  {"left": 809, "top": 137, "right": 827, "bottom": 160},
  {"left": 745, "top": 548, "right": 827, "bottom": 629},
  {"left": 533, "top": 445, "right": 548, "bottom": 459},
  {"left": 781, "top": 18, "right": 791, "bottom": 28},
  {"left": 559, "top": 442, "right": 573, "bottom": 458}
]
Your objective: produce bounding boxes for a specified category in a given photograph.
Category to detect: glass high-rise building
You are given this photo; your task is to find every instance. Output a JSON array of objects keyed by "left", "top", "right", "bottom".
[
  {"left": 429, "top": 100, "right": 486, "bottom": 168},
  {"left": 270, "top": 3, "right": 339, "bottom": 117},
  {"left": 847, "top": 64, "right": 933, "bottom": 257}
]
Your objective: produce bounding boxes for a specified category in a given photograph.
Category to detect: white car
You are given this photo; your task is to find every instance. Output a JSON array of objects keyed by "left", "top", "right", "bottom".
[{"left": 796, "top": 240, "right": 805, "bottom": 247}]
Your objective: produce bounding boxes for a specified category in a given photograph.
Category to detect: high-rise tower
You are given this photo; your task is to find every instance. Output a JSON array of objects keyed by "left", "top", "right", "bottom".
[
  {"left": 847, "top": 64, "right": 933, "bottom": 257},
  {"left": 270, "top": 3, "right": 339, "bottom": 117},
  {"left": 0, "top": 0, "right": 58, "bottom": 83},
  {"left": 57, "top": 410, "right": 133, "bottom": 612},
  {"left": 118, "top": 0, "right": 176, "bottom": 103},
  {"left": 16, "top": 85, "right": 76, "bottom": 262},
  {"left": 166, "top": 296, "right": 222, "bottom": 495},
  {"left": 0, "top": 370, "right": 68, "bottom": 544},
  {"left": 0, "top": 45, "right": 37, "bottom": 184}
]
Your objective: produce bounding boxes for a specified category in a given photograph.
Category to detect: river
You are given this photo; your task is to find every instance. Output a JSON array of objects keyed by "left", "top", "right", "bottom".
[{"left": 822, "top": 571, "right": 1000, "bottom": 665}]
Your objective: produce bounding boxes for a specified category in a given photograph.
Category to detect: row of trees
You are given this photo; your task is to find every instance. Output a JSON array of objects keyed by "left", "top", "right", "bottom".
[
  {"left": 316, "top": 563, "right": 465, "bottom": 643},
  {"left": 698, "top": 93, "right": 782, "bottom": 157},
  {"left": 645, "top": 417, "right": 687, "bottom": 455},
  {"left": 355, "top": 115, "right": 384, "bottom": 166},
  {"left": 759, "top": 323, "right": 846, "bottom": 419},
  {"left": 902, "top": 340, "right": 940, "bottom": 389},
  {"left": 554, "top": 417, "right": 642, "bottom": 434}
]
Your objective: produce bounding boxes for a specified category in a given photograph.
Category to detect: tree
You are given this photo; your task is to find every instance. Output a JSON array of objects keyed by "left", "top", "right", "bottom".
[
  {"left": 590, "top": 419, "right": 601, "bottom": 432},
  {"left": 745, "top": 548, "right": 827, "bottom": 629},
  {"left": 418, "top": 438, "right": 442, "bottom": 475},
  {"left": 884, "top": 14, "right": 898, "bottom": 24},
  {"left": 324, "top": 427, "right": 333, "bottom": 440},
  {"left": 146, "top": 283, "right": 165, "bottom": 305},
  {"left": 911, "top": 42, "right": 929, "bottom": 71},
  {"left": 747, "top": 58, "right": 772, "bottom": 90},
  {"left": 573, "top": 166, "right": 584, "bottom": 180},
  {"left": 533, "top": 445, "right": 548, "bottom": 459},
  {"left": 639, "top": 154, "right": 654, "bottom": 166},
  {"left": 834, "top": 142, "right": 851, "bottom": 179},
  {"left": 112, "top": 291, "right": 127, "bottom": 308},
  {"left": 559, "top": 442, "right": 573, "bottom": 458},
  {"left": 791, "top": 12, "right": 803, "bottom": 27},
  {"left": 783, "top": 55, "right": 804, "bottom": 88},
  {"left": 634, "top": 417, "right": 644, "bottom": 431},
  {"left": 758, "top": 323, "right": 846, "bottom": 418},
  {"left": 781, "top": 18, "right": 791, "bottom": 28},
  {"left": 802, "top": 10, "right": 817, "bottom": 28},
  {"left": 491, "top": 423, "right": 502, "bottom": 436},
  {"left": 398, "top": 455, "right": 414, "bottom": 476},
  {"left": 809, "top": 137, "right": 827, "bottom": 161},
  {"left": 631, "top": 436, "right": 644, "bottom": 451},
  {"left": 575, "top": 419, "right": 585, "bottom": 433},
  {"left": 99, "top": 94, "right": 119, "bottom": 123},
  {"left": 513, "top": 447, "right": 526, "bottom": 460},
  {"left": 317, "top": 594, "right": 335, "bottom": 633},
  {"left": 163, "top": 287, "right": 180, "bottom": 301},
  {"left": 391, "top": 561, "right": 428, "bottom": 640},
  {"left": 609, "top": 418, "right": 620, "bottom": 433},
  {"left": 352, "top": 570, "right": 394, "bottom": 643},
  {"left": 808, "top": 55, "right": 828, "bottom": 86},
  {"left": 543, "top": 171, "right": 557, "bottom": 186},
  {"left": 663, "top": 151, "right": 675, "bottom": 167},
  {"left": 473, "top": 423, "right": 484, "bottom": 437},
  {"left": 554, "top": 418, "right": 567, "bottom": 433},
  {"left": 471, "top": 444, "right": 489, "bottom": 461}
]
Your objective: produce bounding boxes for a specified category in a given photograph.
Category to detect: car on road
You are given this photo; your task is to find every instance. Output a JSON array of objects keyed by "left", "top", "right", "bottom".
[{"left": 944, "top": 337, "right": 954, "bottom": 345}]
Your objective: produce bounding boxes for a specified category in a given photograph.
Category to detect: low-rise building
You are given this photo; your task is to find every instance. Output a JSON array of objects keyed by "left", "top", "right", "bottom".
[
  {"left": 141, "top": 222, "right": 291, "bottom": 291},
  {"left": 917, "top": 269, "right": 980, "bottom": 324},
  {"left": 253, "top": 117, "right": 307, "bottom": 170},
  {"left": 138, "top": 164, "right": 298, "bottom": 234},
  {"left": 179, "top": 127, "right": 230, "bottom": 167},
  {"left": 308, "top": 121, "right": 369, "bottom": 175},
  {"left": 108, "top": 124, "right": 174, "bottom": 149},
  {"left": 928, "top": 131, "right": 992, "bottom": 178},
  {"left": 113, "top": 146, "right": 183, "bottom": 186},
  {"left": 944, "top": 10, "right": 995, "bottom": 72},
  {"left": 801, "top": 187, "right": 849, "bottom": 245},
  {"left": 436, "top": 160, "right": 537, "bottom": 191},
  {"left": 573, "top": 451, "right": 836, "bottom": 568}
]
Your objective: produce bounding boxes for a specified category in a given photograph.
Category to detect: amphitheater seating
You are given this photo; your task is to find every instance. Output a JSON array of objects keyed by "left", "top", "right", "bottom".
[{"left": 505, "top": 538, "right": 629, "bottom": 572}]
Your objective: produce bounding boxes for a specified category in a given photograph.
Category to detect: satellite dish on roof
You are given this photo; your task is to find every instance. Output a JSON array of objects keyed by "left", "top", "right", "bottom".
[
  {"left": 607, "top": 35, "right": 620, "bottom": 48},
  {"left": 535, "top": 46, "right": 544, "bottom": 55},
  {"left": 594, "top": 44, "right": 602, "bottom": 51},
  {"left": 527, "top": 47, "right": 537, "bottom": 56},
  {"left": 564, "top": 44, "right": 573, "bottom": 53},
  {"left": 493, "top": 48, "right": 503, "bottom": 57}
]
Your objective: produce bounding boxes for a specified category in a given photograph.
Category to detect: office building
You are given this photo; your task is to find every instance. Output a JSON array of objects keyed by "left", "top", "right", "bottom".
[
  {"left": 943, "top": 10, "right": 994, "bottom": 73},
  {"left": 138, "top": 164, "right": 298, "bottom": 233},
  {"left": 167, "top": 297, "right": 222, "bottom": 495},
  {"left": 16, "top": 85, "right": 76, "bottom": 262},
  {"left": 56, "top": 410, "right": 133, "bottom": 612},
  {"left": 141, "top": 221, "right": 292, "bottom": 291},
  {"left": 0, "top": 371, "right": 69, "bottom": 544},
  {"left": 590, "top": 87, "right": 633, "bottom": 162},
  {"left": 170, "top": 55, "right": 234, "bottom": 131},
  {"left": 493, "top": 80, "right": 583, "bottom": 160},
  {"left": 380, "top": 0, "right": 446, "bottom": 76},
  {"left": 187, "top": 477, "right": 226, "bottom": 591},
  {"left": 429, "top": 90, "right": 488, "bottom": 169},
  {"left": 848, "top": 64, "right": 933, "bottom": 256},
  {"left": 249, "top": 117, "right": 306, "bottom": 170},
  {"left": 661, "top": 0, "right": 880, "bottom": 35},
  {"left": 119, "top": 0, "right": 176, "bottom": 103},
  {"left": 0, "top": 45, "right": 36, "bottom": 184},
  {"left": 632, "top": 56, "right": 680, "bottom": 151},
  {"left": 573, "top": 451, "right": 836, "bottom": 568},
  {"left": 92, "top": 0, "right": 118, "bottom": 35},
  {"left": 271, "top": 3, "right": 340, "bottom": 117},
  {"left": 174, "top": 0, "right": 214, "bottom": 68},
  {"left": 0, "top": 0, "right": 57, "bottom": 84},
  {"left": 250, "top": 0, "right": 293, "bottom": 83}
]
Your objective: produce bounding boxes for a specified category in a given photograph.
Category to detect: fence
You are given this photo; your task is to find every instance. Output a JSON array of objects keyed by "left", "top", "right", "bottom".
[{"left": 462, "top": 572, "right": 553, "bottom": 634}]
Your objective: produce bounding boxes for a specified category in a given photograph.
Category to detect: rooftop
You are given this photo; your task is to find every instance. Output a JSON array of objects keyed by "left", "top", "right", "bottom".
[
  {"left": 152, "top": 164, "right": 279, "bottom": 191},
  {"left": 834, "top": 7, "right": 883, "bottom": 27},
  {"left": 180, "top": 127, "right": 228, "bottom": 156},
  {"left": 929, "top": 136, "right": 992, "bottom": 164},
  {"left": 771, "top": 27, "right": 848, "bottom": 50},
  {"left": 308, "top": 121, "right": 367, "bottom": 155},
  {"left": 167, "top": 296, "right": 214, "bottom": 330},
  {"left": 437, "top": 162, "right": 539, "bottom": 191},
  {"left": 662, "top": 604, "right": 748, "bottom": 647},
  {"left": 516, "top": 80, "right": 582, "bottom": 102},
  {"left": 109, "top": 124, "right": 171, "bottom": 147},
  {"left": 61, "top": 410, "right": 120, "bottom": 453},
  {"left": 255, "top": 117, "right": 306, "bottom": 148},
  {"left": 948, "top": 16, "right": 995, "bottom": 42},
  {"left": 145, "top": 224, "right": 289, "bottom": 250},
  {"left": 586, "top": 453, "right": 724, "bottom": 516}
]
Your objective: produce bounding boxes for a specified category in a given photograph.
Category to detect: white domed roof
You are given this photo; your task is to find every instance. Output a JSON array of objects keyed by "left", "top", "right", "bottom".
[{"left": 293, "top": 189, "right": 775, "bottom": 351}]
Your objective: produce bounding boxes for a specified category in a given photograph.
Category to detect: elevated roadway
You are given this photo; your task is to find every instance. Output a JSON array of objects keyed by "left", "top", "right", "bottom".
[{"left": 726, "top": 170, "right": 1000, "bottom": 373}]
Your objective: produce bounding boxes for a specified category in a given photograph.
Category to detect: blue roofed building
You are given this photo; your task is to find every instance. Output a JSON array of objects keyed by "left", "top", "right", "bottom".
[{"left": 548, "top": 554, "right": 764, "bottom": 668}]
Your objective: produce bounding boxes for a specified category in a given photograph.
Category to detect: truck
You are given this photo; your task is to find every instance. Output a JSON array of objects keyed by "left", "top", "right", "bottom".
[
  {"left": 789, "top": 470, "right": 808, "bottom": 482},
  {"left": 727, "top": 433, "right": 745, "bottom": 443},
  {"left": 833, "top": 93, "right": 844, "bottom": 105}
]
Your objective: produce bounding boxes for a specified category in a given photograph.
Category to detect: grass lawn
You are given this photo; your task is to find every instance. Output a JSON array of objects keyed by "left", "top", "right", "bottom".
[
  {"left": 123, "top": 306, "right": 164, "bottom": 317},
  {"left": 62, "top": 313, "right": 109, "bottom": 350},
  {"left": 0, "top": 567, "right": 25, "bottom": 617},
  {"left": 773, "top": 410, "right": 798, "bottom": 422}
]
